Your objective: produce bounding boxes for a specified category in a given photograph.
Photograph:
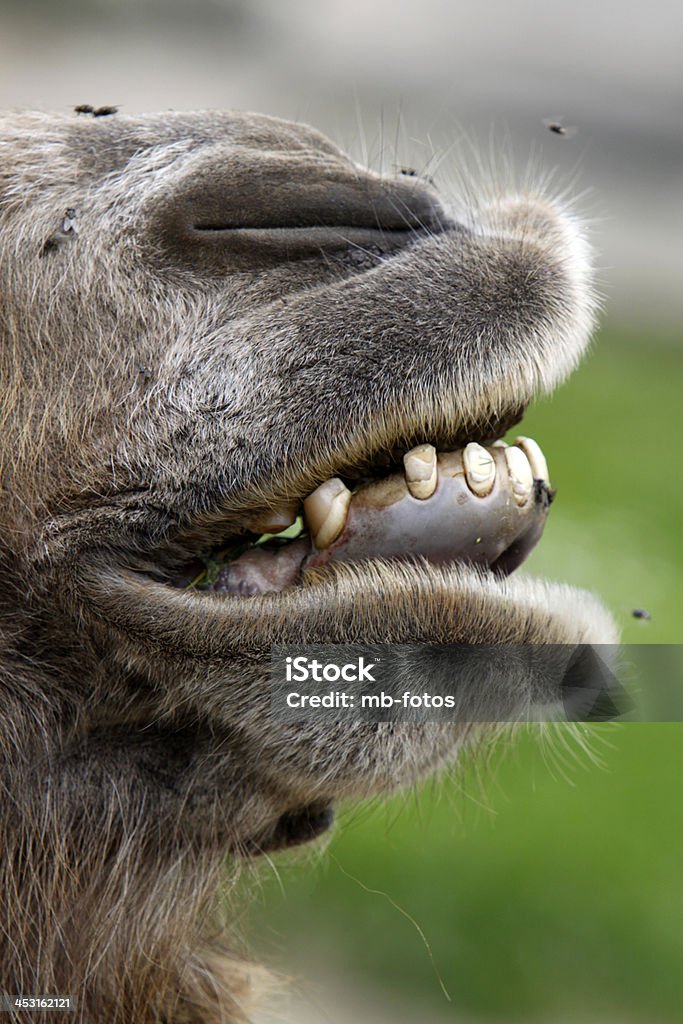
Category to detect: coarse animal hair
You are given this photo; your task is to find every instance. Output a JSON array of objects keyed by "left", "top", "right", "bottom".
[{"left": 0, "top": 108, "right": 617, "bottom": 1022}]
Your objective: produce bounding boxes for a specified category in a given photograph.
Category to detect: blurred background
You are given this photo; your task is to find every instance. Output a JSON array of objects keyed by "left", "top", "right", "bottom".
[{"left": 2, "top": 2, "right": 681, "bottom": 1021}]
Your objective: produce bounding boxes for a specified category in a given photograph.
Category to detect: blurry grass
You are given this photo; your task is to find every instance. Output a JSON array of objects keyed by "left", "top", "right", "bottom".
[
  {"left": 514, "top": 329, "right": 682, "bottom": 645},
  {"left": 246, "top": 330, "right": 683, "bottom": 1022}
]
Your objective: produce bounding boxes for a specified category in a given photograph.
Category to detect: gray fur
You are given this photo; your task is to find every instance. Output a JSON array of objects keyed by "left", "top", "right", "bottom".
[{"left": 0, "top": 109, "right": 616, "bottom": 1023}]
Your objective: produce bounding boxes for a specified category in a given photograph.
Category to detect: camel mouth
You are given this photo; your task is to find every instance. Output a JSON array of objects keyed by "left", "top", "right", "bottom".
[{"left": 154, "top": 429, "right": 554, "bottom": 598}]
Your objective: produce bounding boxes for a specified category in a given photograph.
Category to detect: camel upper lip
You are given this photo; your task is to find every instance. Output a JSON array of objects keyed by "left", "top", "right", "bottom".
[
  {"left": 131, "top": 406, "right": 527, "bottom": 568},
  {"left": 204, "top": 403, "right": 528, "bottom": 541},
  {"left": 36, "top": 393, "right": 529, "bottom": 579}
]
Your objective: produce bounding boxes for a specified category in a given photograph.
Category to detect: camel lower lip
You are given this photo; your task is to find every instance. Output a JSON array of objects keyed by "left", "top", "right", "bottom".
[{"left": 173, "top": 437, "right": 554, "bottom": 597}]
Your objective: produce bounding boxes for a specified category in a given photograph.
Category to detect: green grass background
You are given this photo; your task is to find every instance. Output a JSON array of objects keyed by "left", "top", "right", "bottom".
[{"left": 246, "top": 330, "right": 683, "bottom": 1022}]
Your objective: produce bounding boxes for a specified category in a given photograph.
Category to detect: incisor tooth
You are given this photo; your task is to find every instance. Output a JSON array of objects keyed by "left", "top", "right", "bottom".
[
  {"left": 491, "top": 440, "right": 508, "bottom": 448},
  {"left": 303, "top": 478, "right": 352, "bottom": 549},
  {"left": 514, "top": 436, "right": 549, "bottom": 484},
  {"left": 246, "top": 503, "right": 299, "bottom": 534},
  {"left": 403, "top": 444, "right": 437, "bottom": 499},
  {"left": 463, "top": 442, "right": 496, "bottom": 496},
  {"left": 504, "top": 446, "right": 534, "bottom": 505}
]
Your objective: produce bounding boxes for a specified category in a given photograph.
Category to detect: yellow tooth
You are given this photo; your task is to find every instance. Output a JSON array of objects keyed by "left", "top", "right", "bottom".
[
  {"left": 246, "top": 503, "right": 300, "bottom": 534},
  {"left": 491, "top": 440, "right": 508, "bottom": 448},
  {"left": 403, "top": 444, "right": 437, "bottom": 499},
  {"left": 303, "top": 478, "right": 352, "bottom": 549},
  {"left": 463, "top": 442, "right": 496, "bottom": 496},
  {"left": 504, "top": 446, "right": 534, "bottom": 505},
  {"left": 514, "top": 436, "right": 549, "bottom": 484}
]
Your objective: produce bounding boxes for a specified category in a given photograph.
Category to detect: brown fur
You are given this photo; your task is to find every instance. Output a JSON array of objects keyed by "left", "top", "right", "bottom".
[{"left": 0, "top": 109, "right": 616, "bottom": 1022}]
